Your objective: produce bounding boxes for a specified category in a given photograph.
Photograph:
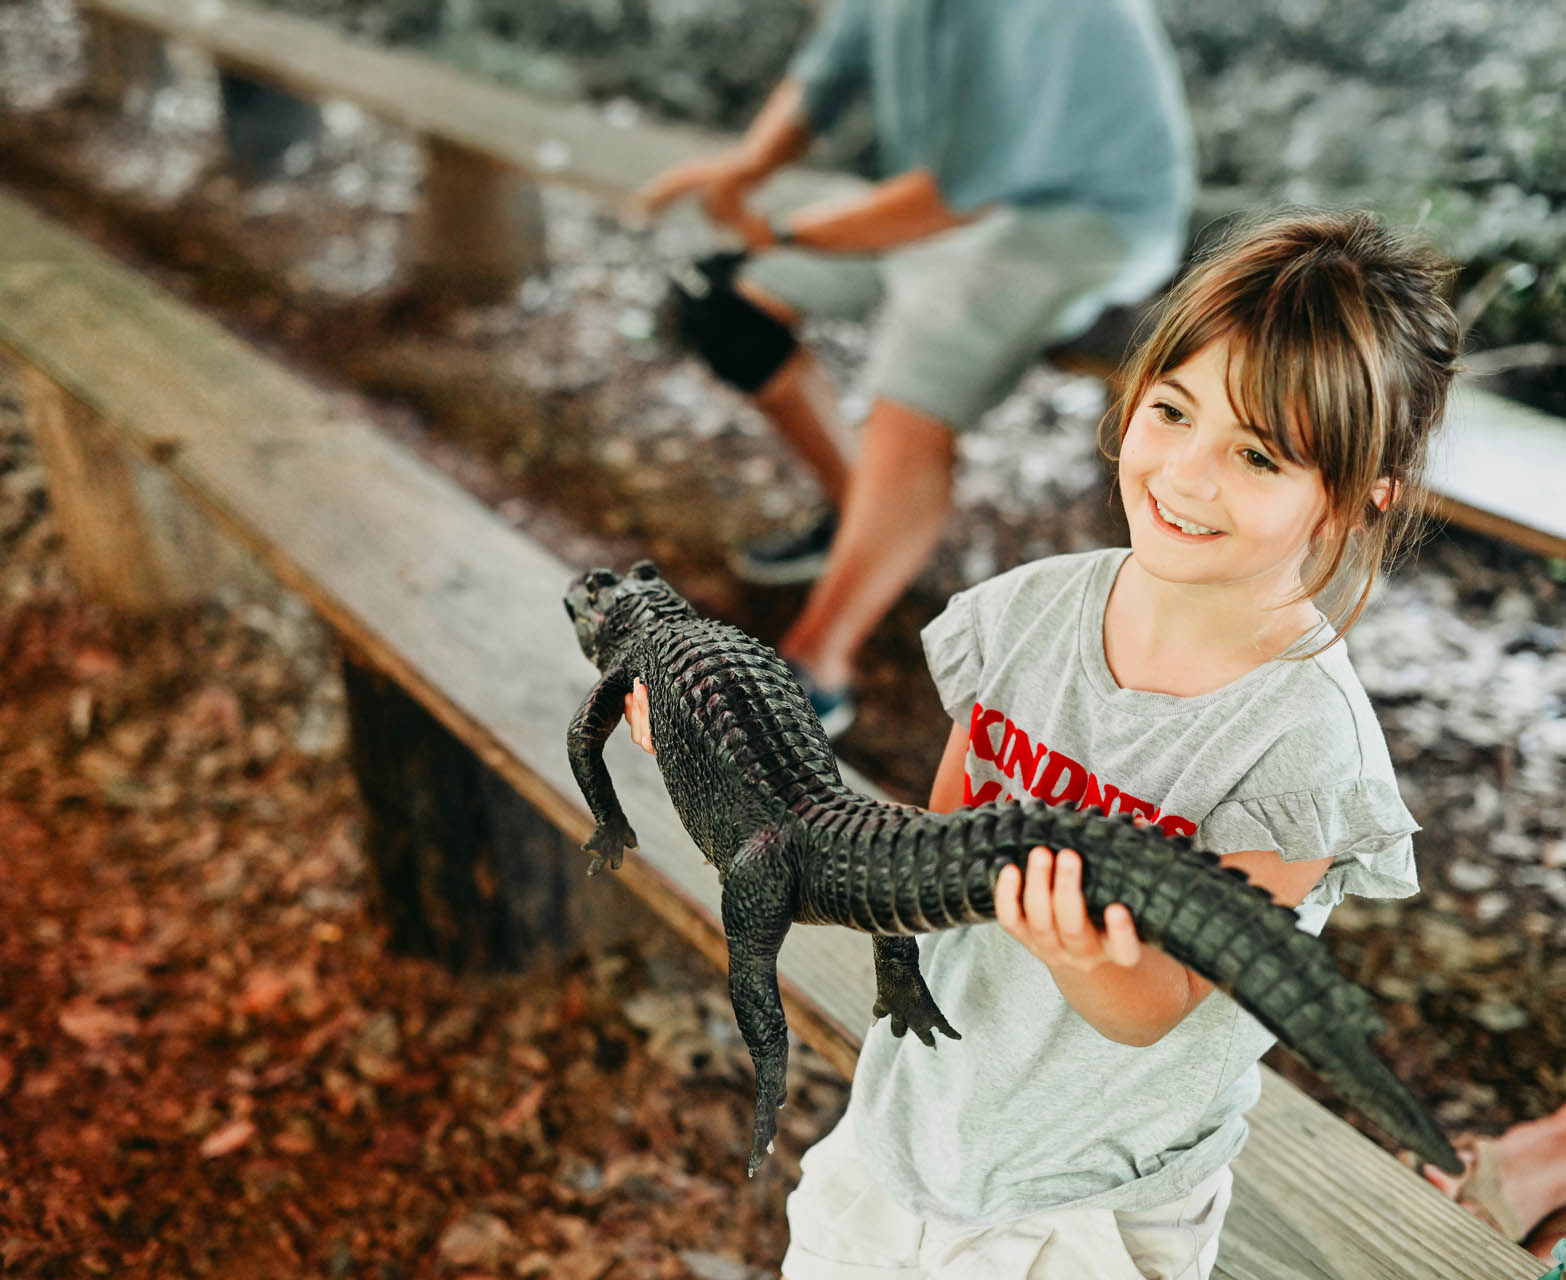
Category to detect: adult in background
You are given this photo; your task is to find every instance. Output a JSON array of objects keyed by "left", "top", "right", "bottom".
[{"left": 639, "top": 0, "right": 1194, "bottom": 736}]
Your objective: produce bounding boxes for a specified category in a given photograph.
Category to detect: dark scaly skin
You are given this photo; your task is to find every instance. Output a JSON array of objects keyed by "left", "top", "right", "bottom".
[{"left": 564, "top": 563, "right": 1462, "bottom": 1178}]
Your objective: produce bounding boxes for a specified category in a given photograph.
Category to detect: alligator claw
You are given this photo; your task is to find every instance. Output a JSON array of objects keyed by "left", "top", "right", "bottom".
[
  {"left": 746, "top": 1112, "right": 780, "bottom": 1178},
  {"left": 873, "top": 995, "right": 962, "bottom": 1046},
  {"left": 583, "top": 820, "right": 636, "bottom": 875}
]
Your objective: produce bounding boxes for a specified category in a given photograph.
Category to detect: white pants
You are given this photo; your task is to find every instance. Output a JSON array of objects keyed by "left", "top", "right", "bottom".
[{"left": 782, "top": 1117, "right": 1232, "bottom": 1280}]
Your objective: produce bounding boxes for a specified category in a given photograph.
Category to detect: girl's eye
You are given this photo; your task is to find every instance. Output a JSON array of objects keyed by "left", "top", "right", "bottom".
[
  {"left": 1240, "top": 447, "right": 1280, "bottom": 473},
  {"left": 1152, "top": 400, "right": 1187, "bottom": 425}
]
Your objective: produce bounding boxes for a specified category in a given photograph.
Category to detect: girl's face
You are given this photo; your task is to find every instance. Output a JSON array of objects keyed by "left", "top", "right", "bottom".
[{"left": 1118, "top": 338, "right": 1330, "bottom": 598}]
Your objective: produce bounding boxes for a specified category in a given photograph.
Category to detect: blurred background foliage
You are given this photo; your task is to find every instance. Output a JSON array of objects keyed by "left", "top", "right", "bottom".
[{"left": 236, "top": 0, "right": 1566, "bottom": 407}]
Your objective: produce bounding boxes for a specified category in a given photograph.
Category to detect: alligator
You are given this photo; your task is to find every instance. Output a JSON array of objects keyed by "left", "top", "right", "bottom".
[{"left": 564, "top": 561, "right": 1462, "bottom": 1178}]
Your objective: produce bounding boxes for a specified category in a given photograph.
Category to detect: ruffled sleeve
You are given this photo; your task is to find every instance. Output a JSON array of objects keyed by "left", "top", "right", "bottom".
[
  {"left": 920, "top": 590, "right": 983, "bottom": 724},
  {"left": 1198, "top": 777, "right": 1420, "bottom": 907}
]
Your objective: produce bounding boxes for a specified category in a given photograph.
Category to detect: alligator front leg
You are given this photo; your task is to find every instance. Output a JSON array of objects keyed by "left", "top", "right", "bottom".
[
  {"left": 720, "top": 824, "right": 799, "bottom": 1176},
  {"left": 872, "top": 935, "right": 960, "bottom": 1046},
  {"left": 566, "top": 672, "right": 638, "bottom": 875}
]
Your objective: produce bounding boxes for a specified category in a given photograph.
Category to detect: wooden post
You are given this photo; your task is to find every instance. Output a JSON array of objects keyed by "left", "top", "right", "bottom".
[
  {"left": 79, "top": 13, "right": 173, "bottom": 114},
  {"left": 340, "top": 655, "right": 583, "bottom": 969},
  {"left": 404, "top": 136, "right": 546, "bottom": 306},
  {"left": 19, "top": 366, "right": 247, "bottom": 613}
]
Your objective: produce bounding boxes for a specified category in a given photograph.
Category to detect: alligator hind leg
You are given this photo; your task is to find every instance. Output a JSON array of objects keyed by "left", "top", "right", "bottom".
[
  {"left": 720, "top": 825, "right": 798, "bottom": 1176},
  {"left": 872, "top": 936, "right": 960, "bottom": 1045}
]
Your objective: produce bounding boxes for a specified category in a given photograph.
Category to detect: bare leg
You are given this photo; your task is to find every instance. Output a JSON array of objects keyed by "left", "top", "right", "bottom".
[
  {"left": 776, "top": 399, "right": 956, "bottom": 690},
  {"left": 1424, "top": 1102, "right": 1566, "bottom": 1247},
  {"left": 736, "top": 278, "right": 852, "bottom": 508}
]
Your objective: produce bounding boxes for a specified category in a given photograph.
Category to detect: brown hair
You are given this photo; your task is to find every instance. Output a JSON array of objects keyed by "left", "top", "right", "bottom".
[{"left": 1102, "top": 208, "right": 1462, "bottom": 645}]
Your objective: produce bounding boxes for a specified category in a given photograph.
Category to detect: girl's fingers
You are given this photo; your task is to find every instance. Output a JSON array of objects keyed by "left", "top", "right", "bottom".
[
  {"left": 1102, "top": 904, "right": 1142, "bottom": 967},
  {"left": 994, "top": 864, "right": 1023, "bottom": 932},
  {"left": 623, "top": 678, "right": 655, "bottom": 754},
  {"left": 1050, "top": 849, "right": 1092, "bottom": 950},
  {"left": 1021, "top": 847, "right": 1055, "bottom": 930}
]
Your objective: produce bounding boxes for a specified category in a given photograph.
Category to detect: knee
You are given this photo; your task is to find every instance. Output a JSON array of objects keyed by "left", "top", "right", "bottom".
[
  {"left": 734, "top": 275, "right": 802, "bottom": 328},
  {"left": 665, "top": 253, "right": 800, "bottom": 395}
]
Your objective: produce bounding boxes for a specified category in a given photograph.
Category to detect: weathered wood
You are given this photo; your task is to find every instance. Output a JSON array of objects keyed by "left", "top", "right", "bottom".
[
  {"left": 404, "top": 136, "right": 546, "bottom": 305},
  {"left": 0, "top": 193, "right": 1542, "bottom": 1280},
  {"left": 74, "top": 0, "right": 860, "bottom": 213},
  {"left": 17, "top": 364, "right": 252, "bottom": 612},
  {"left": 341, "top": 653, "right": 584, "bottom": 969},
  {"left": 1217, "top": 1071, "right": 1543, "bottom": 1280},
  {"left": 79, "top": 10, "right": 172, "bottom": 113},
  {"left": 1423, "top": 380, "right": 1566, "bottom": 559}
]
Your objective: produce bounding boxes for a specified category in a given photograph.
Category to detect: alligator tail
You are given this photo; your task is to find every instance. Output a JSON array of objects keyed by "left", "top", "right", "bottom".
[{"left": 920, "top": 802, "right": 1463, "bottom": 1176}]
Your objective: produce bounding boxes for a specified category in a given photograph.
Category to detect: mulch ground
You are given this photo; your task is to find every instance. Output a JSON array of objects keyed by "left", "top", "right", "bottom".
[{"left": 0, "top": 390, "right": 841, "bottom": 1278}]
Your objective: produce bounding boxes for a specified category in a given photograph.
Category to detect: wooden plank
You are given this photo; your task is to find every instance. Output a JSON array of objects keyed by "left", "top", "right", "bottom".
[
  {"left": 1424, "top": 380, "right": 1566, "bottom": 559},
  {"left": 0, "top": 192, "right": 1541, "bottom": 1280},
  {"left": 1217, "top": 1072, "right": 1542, "bottom": 1280},
  {"left": 76, "top": 0, "right": 859, "bottom": 214}
]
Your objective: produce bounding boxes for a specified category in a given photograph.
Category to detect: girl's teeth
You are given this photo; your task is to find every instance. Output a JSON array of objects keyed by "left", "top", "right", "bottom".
[{"left": 1156, "top": 499, "right": 1218, "bottom": 535}]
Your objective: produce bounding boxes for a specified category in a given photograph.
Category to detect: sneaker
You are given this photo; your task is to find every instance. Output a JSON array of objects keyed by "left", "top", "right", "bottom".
[
  {"left": 787, "top": 661, "right": 856, "bottom": 739},
  {"left": 730, "top": 510, "right": 838, "bottom": 585}
]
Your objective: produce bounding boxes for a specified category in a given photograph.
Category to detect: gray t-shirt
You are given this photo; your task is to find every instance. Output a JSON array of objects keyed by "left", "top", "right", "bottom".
[{"left": 846, "top": 548, "right": 1419, "bottom": 1222}]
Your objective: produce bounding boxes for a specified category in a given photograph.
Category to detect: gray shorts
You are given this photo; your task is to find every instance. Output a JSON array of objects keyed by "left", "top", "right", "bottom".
[{"left": 741, "top": 204, "right": 1134, "bottom": 431}]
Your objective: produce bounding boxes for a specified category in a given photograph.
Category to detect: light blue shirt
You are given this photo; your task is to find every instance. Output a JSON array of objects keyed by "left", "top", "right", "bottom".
[{"left": 790, "top": 0, "right": 1195, "bottom": 259}]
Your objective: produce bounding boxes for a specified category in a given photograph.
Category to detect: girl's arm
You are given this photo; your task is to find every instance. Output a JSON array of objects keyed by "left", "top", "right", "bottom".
[{"left": 929, "top": 719, "right": 1334, "bottom": 1047}]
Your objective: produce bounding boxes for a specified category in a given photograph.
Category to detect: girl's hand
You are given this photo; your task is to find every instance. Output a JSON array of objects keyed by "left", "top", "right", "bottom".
[
  {"left": 623, "top": 677, "right": 655, "bottom": 755},
  {"left": 994, "top": 846, "right": 1142, "bottom": 973}
]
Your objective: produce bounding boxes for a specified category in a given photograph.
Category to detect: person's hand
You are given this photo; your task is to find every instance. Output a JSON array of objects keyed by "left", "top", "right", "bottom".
[
  {"left": 623, "top": 677, "right": 655, "bottom": 755},
  {"left": 994, "top": 846, "right": 1142, "bottom": 973},
  {"left": 636, "top": 149, "right": 775, "bottom": 248}
]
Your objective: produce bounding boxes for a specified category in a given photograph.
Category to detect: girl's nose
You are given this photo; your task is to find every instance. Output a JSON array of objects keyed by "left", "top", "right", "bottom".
[{"left": 1165, "top": 436, "right": 1221, "bottom": 502}]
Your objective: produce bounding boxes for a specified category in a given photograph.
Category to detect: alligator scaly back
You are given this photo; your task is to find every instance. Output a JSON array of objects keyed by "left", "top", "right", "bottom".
[{"left": 564, "top": 562, "right": 1462, "bottom": 1177}]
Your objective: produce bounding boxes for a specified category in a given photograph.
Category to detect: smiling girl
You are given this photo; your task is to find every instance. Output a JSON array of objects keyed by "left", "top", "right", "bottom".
[
  {"left": 621, "top": 210, "right": 1461, "bottom": 1277},
  {"left": 779, "top": 210, "right": 1461, "bottom": 1279}
]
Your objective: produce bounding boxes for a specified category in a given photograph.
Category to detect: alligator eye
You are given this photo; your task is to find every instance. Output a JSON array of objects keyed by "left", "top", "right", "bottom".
[
  {"left": 586, "top": 568, "right": 618, "bottom": 591},
  {"left": 629, "top": 560, "right": 660, "bottom": 581}
]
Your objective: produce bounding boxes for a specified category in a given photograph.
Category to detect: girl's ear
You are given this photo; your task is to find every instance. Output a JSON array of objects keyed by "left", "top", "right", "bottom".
[{"left": 1370, "top": 477, "right": 1396, "bottom": 513}]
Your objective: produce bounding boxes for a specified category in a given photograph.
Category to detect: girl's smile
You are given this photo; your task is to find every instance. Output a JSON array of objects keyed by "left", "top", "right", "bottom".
[{"left": 1148, "top": 492, "right": 1222, "bottom": 539}]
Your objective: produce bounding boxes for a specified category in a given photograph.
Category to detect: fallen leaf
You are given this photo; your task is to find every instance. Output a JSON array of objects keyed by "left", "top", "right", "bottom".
[
  {"left": 236, "top": 967, "right": 294, "bottom": 1017},
  {"left": 199, "top": 1118, "right": 257, "bottom": 1159},
  {"left": 436, "top": 1212, "right": 521, "bottom": 1271},
  {"left": 495, "top": 1082, "right": 546, "bottom": 1135},
  {"left": 58, "top": 997, "right": 139, "bottom": 1048}
]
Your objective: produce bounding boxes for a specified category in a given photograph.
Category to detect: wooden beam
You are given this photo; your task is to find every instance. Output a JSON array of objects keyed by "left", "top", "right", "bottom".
[
  {"left": 404, "top": 135, "right": 546, "bottom": 305},
  {"left": 74, "top": 0, "right": 860, "bottom": 213},
  {"left": 79, "top": 10, "right": 172, "bottom": 113},
  {"left": 17, "top": 365, "right": 257, "bottom": 612},
  {"left": 1422, "top": 380, "right": 1566, "bottom": 558}
]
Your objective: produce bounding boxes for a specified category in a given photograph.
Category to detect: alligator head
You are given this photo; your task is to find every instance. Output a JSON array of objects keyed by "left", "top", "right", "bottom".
[{"left": 564, "top": 560, "right": 697, "bottom": 669}]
